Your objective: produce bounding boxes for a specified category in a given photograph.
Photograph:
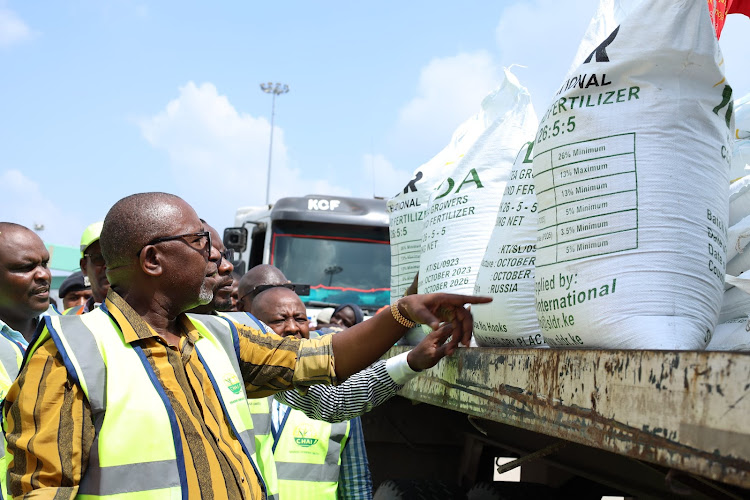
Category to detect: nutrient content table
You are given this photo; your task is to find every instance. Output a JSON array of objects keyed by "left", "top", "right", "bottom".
[{"left": 533, "top": 133, "right": 639, "bottom": 266}]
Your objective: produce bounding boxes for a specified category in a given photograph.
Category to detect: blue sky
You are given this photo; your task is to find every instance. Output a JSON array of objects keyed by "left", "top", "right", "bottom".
[{"left": 1, "top": 0, "right": 748, "bottom": 247}]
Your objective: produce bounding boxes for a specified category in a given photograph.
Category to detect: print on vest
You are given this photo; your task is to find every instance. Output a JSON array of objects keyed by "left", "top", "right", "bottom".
[
  {"left": 224, "top": 373, "right": 242, "bottom": 395},
  {"left": 293, "top": 424, "right": 319, "bottom": 447}
]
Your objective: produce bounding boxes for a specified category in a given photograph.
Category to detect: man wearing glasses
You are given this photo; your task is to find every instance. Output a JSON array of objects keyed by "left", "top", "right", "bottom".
[
  {"left": 235, "top": 264, "right": 297, "bottom": 314},
  {"left": 4, "top": 192, "right": 489, "bottom": 500},
  {"left": 185, "top": 222, "right": 237, "bottom": 316}
]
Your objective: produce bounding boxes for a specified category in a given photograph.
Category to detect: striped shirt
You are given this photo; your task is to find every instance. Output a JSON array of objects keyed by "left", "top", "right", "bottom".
[
  {"left": 274, "top": 360, "right": 398, "bottom": 423},
  {"left": 274, "top": 352, "right": 418, "bottom": 423},
  {"left": 3, "top": 290, "right": 337, "bottom": 500},
  {"left": 339, "top": 417, "right": 372, "bottom": 500}
]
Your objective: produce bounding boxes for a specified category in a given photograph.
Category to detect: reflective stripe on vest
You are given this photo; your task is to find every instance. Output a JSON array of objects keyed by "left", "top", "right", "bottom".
[
  {"left": 273, "top": 407, "right": 349, "bottom": 500},
  {"left": 38, "top": 308, "right": 263, "bottom": 499},
  {"left": 220, "top": 311, "right": 268, "bottom": 332},
  {"left": 187, "top": 314, "right": 258, "bottom": 460},
  {"left": 219, "top": 311, "right": 281, "bottom": 500},
  {"left": 62, "top": 304, "right": 85, "bottom": 315},
  {"left": 0, "top": 335, "right": 24, "bottom": 499},
  {"left": 0, "top": 337, "right": 22, "bottom": 393}
]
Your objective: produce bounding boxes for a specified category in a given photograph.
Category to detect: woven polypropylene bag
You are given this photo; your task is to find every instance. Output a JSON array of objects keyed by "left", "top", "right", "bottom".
[{"left": 532, "top": 0, "right": 734, "bottom": 349}]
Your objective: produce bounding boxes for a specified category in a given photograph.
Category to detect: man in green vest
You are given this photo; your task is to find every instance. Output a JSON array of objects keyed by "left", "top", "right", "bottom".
[
  {"left": 251, "top": 286, "right": 368, "bottom": 499},
  {"left": 3, "top": 192, "right": 490, "bottom": 499}
]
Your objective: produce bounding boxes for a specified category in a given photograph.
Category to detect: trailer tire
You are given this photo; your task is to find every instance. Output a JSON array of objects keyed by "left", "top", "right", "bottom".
[
  {"left": 466, "top": 481, "right": 559, "bottom": 500},
  {"left": 373, "top": 479, "right": 466, "bottom": 500}
]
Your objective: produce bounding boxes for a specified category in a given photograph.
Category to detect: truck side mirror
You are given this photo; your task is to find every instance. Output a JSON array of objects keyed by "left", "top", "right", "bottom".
[{"left": 223, "top": 227, "right": 248, "bottom": 252}]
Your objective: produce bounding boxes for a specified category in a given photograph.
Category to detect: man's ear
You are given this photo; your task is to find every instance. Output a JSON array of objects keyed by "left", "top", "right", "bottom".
[
  {"left": 139, "top": 246, "right": 163, "bottom": 277},
  {"left": 79, "top": 257, "right": 87, "bottom": 274}
]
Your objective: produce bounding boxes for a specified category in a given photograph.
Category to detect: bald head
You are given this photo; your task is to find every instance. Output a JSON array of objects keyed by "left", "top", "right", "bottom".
[
  {"left": 100, "top": 192, "right": 189, "bottom": 270},
  {"left": 251, "top": 286, "right": 309, "bottom": 339},
  {"left": 99, "top": 192, "right": 216, "bottom": 313},
  {"left": 0, "top": 223, "right": 48, "bottom": 264},
  {"left": 237, "top": 264, "right": 288, "bottom": 312},
  {"left": 0, "top": 222, "right": 37, "bottom": 244}
]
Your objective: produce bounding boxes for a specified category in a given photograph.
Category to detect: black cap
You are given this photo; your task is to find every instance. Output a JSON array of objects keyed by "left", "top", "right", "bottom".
[{"left": 58, "top": 270, "right": 90, "bottom": 298}]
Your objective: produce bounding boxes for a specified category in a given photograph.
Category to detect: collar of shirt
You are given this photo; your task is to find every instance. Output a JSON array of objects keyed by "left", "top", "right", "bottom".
[
  {"left": 104, "top": 289, "right": 201, "bottom": 346},
  {"left": 82, "top": 295, "right": 100, "bottom": 313},
  {"left": 0, "top": 306, "right": 55, "bottom": 349},
  {"left": 0, "top": 319, "right": 28, "bottom": 350}
]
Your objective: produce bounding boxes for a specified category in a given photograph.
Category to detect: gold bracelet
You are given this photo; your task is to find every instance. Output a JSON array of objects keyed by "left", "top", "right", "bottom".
[{"left": 391, "top": 301, "right": 416, "bottom": 328}]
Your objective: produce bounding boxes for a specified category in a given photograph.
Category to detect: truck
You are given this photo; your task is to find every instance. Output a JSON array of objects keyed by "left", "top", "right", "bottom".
[
  {"left": 223, "top": 197, "right": 750, "bottom": 499},
  {"left": 223, "top": 194, "right": 391, "bottom": 316},
  {"left": 363, "top": 346, "right": 750, "bottom": 499}
]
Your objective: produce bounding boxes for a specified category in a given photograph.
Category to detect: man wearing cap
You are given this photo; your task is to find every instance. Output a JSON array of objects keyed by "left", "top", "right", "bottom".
[
  {"left": 65, "top": 221, "right": 109, "bottom": 315},
  {"left": 58, "top": 270, "right": 92, "bottom": 311}
]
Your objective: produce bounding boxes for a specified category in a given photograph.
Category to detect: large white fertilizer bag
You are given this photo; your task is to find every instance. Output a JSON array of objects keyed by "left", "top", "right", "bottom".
[
  {"left": 729, "top": 175, "right": 750, "bottom": 227},
  {"left": 707, "top": 317, "right": 750, "bottom": 352},
  {"left": 388, "top": 81, "right": 506, "bottom": 346},
  {"left": 720, "top": 272, "right": 750, "bottom": 324},
  {"left": 719, "top": 285, "right": 750, "bottom": 323},
  {"left": 419, "top": 69, "right": 538, "bottom": 306},
  {"left": 388, "top": 90, "right": 497, "bottom": 302},
  {"left": 711, "top": 274, "right": 750, "bottom": 351},
  {"left": 532, "top": 0, "right": 734, "bottom": 349},
  {"left": 473, "top": 142, "right": 547, "bottom": 347}
]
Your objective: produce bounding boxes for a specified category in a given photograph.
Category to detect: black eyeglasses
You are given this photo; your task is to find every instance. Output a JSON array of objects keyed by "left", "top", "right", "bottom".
[
  {"left": 136, "top": 231, "right": 212, "bottom": 257},
  {"left": 212, "top": 249, "right": 235, "bottom": 266},
  {"left": 84, "top": 253, "right": 106, "bottom": 267}
]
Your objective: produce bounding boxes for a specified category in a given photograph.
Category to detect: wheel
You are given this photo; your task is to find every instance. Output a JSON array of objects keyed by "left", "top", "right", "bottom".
[{"left": 374, "top": 479, "right": 466, "bottom": 500}]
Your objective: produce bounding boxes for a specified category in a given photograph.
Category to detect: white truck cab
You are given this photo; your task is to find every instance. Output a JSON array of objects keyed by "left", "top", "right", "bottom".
[{"left": 224, "top": 195, "right": 390, "bottom": 318}]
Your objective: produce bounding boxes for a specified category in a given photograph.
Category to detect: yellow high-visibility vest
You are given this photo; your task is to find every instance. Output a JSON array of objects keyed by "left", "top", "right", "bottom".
[
  {"left": 220, "top": 311, "right": 279, "bottom": 500},
  {"left": 0, "top": 335, "right": 24, "bottom": 499},
  {"left": 14, "top": 307, "right": 264, "bottom": 499},
  {"left": 272, "top": 401, "right": 349, "bottom": 500}
]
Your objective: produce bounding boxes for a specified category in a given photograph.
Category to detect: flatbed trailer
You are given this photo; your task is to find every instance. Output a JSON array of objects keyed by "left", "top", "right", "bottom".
[{"left": 362, "top": 346, "right": 750, "bottom": 499}]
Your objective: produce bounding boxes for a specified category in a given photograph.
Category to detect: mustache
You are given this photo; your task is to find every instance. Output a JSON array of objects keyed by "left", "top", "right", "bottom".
[{"left": 216, "top": 275, "right": 233, "bottom": 289}]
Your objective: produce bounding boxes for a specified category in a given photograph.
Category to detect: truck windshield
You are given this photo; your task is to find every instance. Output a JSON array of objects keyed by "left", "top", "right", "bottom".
[{"left": 270, "top": 221, "right": 390, "bottom": 312}]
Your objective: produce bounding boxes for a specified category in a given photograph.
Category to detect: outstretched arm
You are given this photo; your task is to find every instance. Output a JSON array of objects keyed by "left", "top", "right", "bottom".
[
  {"left": 330, "top": 293, "right": 491, "bottom": 380},
  {"left": 275, "top": 321, "right": 463, "bottom": 422}
]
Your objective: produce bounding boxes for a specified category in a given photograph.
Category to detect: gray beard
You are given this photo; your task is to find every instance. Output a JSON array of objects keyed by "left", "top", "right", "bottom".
[{"left": 198, "top": 281, "right": 214, "bottom": 305}]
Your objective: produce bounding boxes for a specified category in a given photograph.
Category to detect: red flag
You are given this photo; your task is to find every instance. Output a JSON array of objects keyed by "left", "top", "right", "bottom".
[{"left": 709, "top": 0, "right": 750, "bottom": 38}]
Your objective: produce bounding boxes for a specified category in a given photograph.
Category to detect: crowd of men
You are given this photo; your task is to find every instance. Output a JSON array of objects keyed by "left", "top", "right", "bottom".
[{"left": 0, "top": 192, "right": 489, "bottom": 499}]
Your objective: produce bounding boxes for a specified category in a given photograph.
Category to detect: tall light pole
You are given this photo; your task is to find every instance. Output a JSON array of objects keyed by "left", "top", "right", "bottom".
[{"left": 260, "top": 82, "right": 290, "bottom": 205}]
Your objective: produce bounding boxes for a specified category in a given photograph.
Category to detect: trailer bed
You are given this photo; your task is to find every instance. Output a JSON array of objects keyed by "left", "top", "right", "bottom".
[{"left": 383, "top": 345, "right": 750, "bottom": 489}]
